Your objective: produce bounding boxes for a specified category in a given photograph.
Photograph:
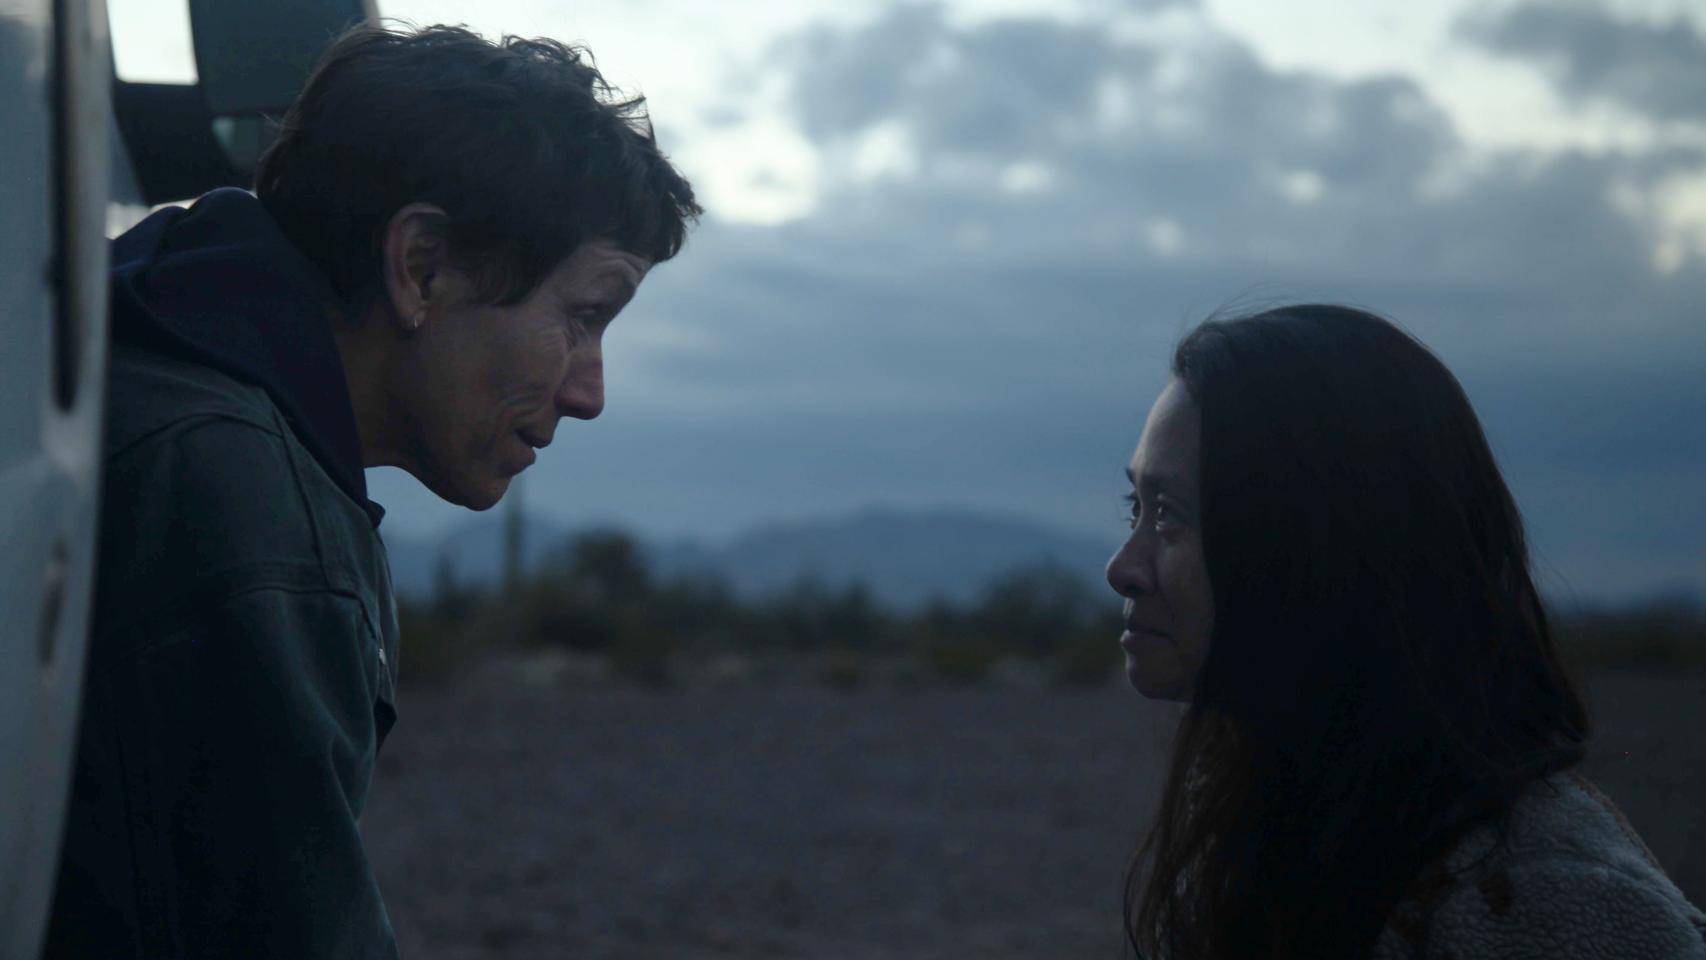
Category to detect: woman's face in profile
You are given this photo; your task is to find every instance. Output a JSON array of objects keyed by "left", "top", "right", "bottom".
[{"left": 1106, "top": 378, "right": 1215, "bottom": 701}]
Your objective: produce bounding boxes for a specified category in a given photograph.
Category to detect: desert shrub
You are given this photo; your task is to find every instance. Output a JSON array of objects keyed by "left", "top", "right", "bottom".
[
  {"left": 764, "top": 583, "right": 880, "bottom": 651},
  {"left": 608, "top": 610, "right": 676, "bottom": 687},
  {"left": 515, "top": 531, "right": 668, "bottom": 652},
  {"left": 903, "top": 597, "right": 988, "bottom": 683},
  {"left": 559, "top": 529, "right": 652, "bottom": 604},
  {"left": 924, "top": 634, "right": 997, "bottom": 684},
  {"left": 648, "top": 575, "right": 742, "bottom": 649},
  {"left": 746, "top": 579, "right": 893, "bottom": 653},
  {"left": 1555, "top": 602, "right": 1706, "bottom": 670},
  {"left": 1053, "top": 624, "right": 1121, "bottom": 686},
  {"left": 819, "top": 647, "right": 868, "bottom": 689},
  {"left": 430, "top": 554, "right": 481, "bottom": 622},
  {"left": 395, "top": 597, "right": 482, "bottom": 685},
  {"left": 971, "top": 562, "right": 1099, "bottom": 660},
  {"left": 405, "top": 523, "right": 1148, "bottom": 688},
  {"left": 513, "top": 579, "right": 618, "bottom": 650},
  {"left": 822, "top": 583, "right": 886, "bottom": 651}
]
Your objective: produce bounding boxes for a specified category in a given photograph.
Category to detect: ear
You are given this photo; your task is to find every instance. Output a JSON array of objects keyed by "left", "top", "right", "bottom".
[{"left": 380, "top": 202, "right": 451, "bottom": 336}]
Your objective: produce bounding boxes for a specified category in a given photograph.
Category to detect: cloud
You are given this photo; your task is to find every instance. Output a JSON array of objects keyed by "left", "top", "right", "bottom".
[
  {"left": 1457, "top": 1, "right": 1706, "bottom": 124},
  {"left": 374, "top": 2, "right": 1706, "bottom": 605},
  {"left": 759, "top": 3, "right": 1703, "bottom": 347}
]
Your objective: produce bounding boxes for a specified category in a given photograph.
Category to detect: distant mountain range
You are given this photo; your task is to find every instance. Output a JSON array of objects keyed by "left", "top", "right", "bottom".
[{"left": 382, "top": 506, "right": 1117, "bottom": 610}]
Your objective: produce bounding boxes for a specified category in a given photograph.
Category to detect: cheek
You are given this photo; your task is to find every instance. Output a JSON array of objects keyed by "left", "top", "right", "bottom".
[
  {"left": 483, "top": 330, "right": 571, "bottom": 409},
  {"left": 1161, "top": 541, "right": 1215, "bottom": 647},
  {"left": 398, "top": 339, "right": 473, "bottom": 440}
]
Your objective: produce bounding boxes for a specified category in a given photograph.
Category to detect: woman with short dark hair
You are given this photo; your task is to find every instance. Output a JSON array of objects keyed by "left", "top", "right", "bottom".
[
  {"left": 47, "top": 22, "right": 698, "bottom": 958},
  {"left": 1106, "top": 305, "right": 1705, "bottom": 959}
]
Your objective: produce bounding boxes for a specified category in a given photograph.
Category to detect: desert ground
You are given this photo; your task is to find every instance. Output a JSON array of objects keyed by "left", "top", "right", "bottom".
[{"left": 364, "top": 668, "right": 1706, "bottom": 959}]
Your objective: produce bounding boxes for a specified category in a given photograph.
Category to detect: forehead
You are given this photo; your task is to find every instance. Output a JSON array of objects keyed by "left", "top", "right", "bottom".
[{"left": 1130, "top": 378, "right": 1201, "bottom": 479}]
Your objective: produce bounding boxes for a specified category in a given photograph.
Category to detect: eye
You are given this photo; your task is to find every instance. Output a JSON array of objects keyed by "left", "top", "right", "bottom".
[
  {"left": 562, "top": 311, "right": 597, "bottom": 343},
  {"left": 571, "top": 305, "right": 617, "bottom": 339},
  {"left": 1126, "top": 493, "right": 1182, "bottom": 534}
]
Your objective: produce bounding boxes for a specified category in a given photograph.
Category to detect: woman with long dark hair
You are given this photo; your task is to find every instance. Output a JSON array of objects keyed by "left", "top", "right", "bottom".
[{"left": 1106, "top": 305, "right": 1705, "bottom": 959}]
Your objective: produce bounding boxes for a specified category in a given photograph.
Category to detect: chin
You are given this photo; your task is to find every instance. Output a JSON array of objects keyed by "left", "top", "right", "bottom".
[
  {"left": 1125, "top": 656, "right": 1192, "bottom": 703},
  {"left": 416, "top": 468, "right": 511, "bottom": 511},
  {"left": 461, "top": 477, "right": 511, "bottom": 511}
]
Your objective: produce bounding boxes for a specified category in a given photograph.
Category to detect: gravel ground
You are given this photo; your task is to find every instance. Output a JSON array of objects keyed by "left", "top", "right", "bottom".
[{"left": 363, "top": 669, "right": 1706, "bottom": 959}]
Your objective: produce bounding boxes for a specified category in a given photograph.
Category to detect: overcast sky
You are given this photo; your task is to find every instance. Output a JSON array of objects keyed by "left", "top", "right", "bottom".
[{"left": 110, "top": 0, "right": 1706, "bottom": 604}]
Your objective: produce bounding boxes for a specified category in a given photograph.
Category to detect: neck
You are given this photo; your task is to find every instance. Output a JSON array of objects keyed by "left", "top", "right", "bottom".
[{"left": 331, "top": 310, "right": 407, "bottom": 470}]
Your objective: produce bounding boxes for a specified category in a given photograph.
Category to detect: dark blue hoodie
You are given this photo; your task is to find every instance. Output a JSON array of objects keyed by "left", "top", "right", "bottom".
[
  {"left": 45, "top": 189, "right": 401, "bottom": 959},
  {"left": 106, "top": 186, "right": 382, "bottom": 526}
]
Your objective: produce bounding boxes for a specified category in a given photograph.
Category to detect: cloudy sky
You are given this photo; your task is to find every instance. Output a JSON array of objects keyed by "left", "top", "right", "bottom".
[{"left": 111, "top": 0, "right": 1706, "bottom": 604}]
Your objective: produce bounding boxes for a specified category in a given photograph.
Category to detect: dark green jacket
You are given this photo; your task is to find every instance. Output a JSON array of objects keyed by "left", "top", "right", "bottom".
[{"left": 46, "top": 190, "right": 401, "bottom": 958}]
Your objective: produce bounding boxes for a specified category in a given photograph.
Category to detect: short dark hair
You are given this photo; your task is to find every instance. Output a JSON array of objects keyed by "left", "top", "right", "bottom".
[
  {"left": 255, "top": 23, "right": 701, "bottom": 307},
  {"left": 1127, "top": 305, "right": 1589, "bottom": 959}
]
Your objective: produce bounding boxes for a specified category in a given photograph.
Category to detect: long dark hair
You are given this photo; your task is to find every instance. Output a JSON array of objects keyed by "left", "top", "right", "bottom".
[{"left": 1125, "top": 305, "right": 1589, "bottom": 959}]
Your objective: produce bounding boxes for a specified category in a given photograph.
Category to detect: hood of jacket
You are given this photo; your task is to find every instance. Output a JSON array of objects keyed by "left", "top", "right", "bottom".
[{"left": 108, "top": 187, "right": 382, "bottom": 526}]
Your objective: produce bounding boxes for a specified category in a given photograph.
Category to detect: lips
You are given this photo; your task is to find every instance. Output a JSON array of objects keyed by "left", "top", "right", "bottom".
[
  {"left": 506, "top": 432, "right": 543, "bottom": 474},
  {"left": 1119, "top": 620, "right": 1171, "bottom": 653}
]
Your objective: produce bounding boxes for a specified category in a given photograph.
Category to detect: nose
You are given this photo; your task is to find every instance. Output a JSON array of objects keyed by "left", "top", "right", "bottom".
[
  {"left": 556, "top": 341, "right": 606, "bottom": 420},
  {"left": 1105, "top": 528, "right": 1157, "bottom": 600}
]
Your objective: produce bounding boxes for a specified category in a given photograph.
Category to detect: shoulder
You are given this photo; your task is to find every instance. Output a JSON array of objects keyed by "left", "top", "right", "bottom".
[
  {"left": 95, "top": 344, "right": 384, "bottom": 644},
  {"left": 1417, "top": 775, "right": 1706, "bottom": 959},
  {"left": 101, "top": 347, "right": 314, "bottom": 560},
  {"left": 95, "top": 413, "right": 322, "bottom": 636},
  {"left": 104, "top": 339, "right": 281, "bottom": 454},
  {"left": 1422, "top": 855, "right": 1706, "bottom": 959}
]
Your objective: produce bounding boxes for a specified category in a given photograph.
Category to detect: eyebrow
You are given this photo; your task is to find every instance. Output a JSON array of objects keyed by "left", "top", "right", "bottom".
[
  {"left": 1125, "top": 467, "right": 1195, "bottom": 508},
  {"left": 569, "top": 274, "right": 638, "bottom": 313},
  {"left": 592, "top": 272, "right": 639, "bottom": 302}
]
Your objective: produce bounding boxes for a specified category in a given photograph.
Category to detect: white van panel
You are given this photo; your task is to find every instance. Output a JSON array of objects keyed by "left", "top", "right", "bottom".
[{"left": 0, "top": 0, "right": 111, "bottom": 956}]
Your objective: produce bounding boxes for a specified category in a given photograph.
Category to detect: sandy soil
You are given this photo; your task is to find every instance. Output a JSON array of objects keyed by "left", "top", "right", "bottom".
[{"left": 363, "top": 669, "right": 1706, "bottom": 959}]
